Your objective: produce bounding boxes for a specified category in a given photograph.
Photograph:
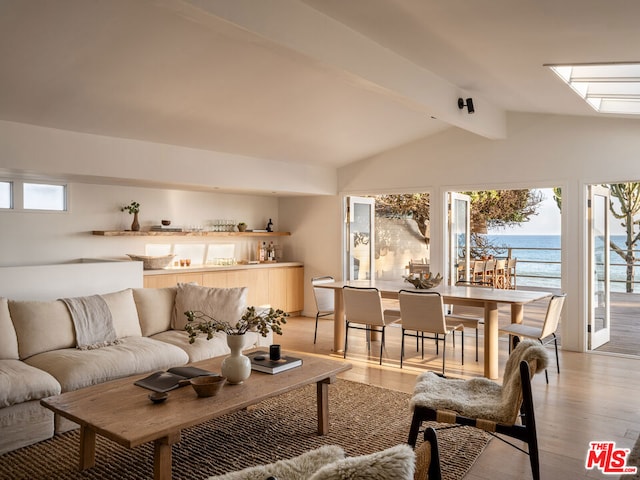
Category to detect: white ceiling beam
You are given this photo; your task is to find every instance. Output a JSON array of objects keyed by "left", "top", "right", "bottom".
[{"left": 180, "top": 0, "right": 507, "bottom": 139}]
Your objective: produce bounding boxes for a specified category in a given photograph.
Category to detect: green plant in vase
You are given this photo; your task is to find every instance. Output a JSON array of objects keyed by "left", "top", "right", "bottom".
[
  {"left": 184, "top": 306, "right": 288, "bottom": 343},
  {"left": 184, "top": 306, "right": 289, "bottom": 384},
  {"left": 121, "top": 201, "right": 140, "bottom": 231}
]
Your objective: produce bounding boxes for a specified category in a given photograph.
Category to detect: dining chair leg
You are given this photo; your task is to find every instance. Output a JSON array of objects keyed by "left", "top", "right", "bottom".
[
  {"left": 379, "top": 327, "right": 385, "bottom": 365},
  {"left": 343, "top": 321, "right": 349, "bottom": 359},
  {"left": 553, "top": 334, "right": 560, "bottom": 374},
  {"left": 421, "top": 332, "right": 425, "bottom": 359},
  {"left": 313, "top": 313, "right": 319, "bottom": 344},
  {"left": 400, "top": 329, "right": 405, "bottom": 368},
  {"left": 441, "top": 333, "right": 447, "bottom": 375},
  {"left": 461, "top": 330, "right": 464, "bottom": 365},
  {"left": 475, "top": 328, "right": 479, "bottom": 362}
]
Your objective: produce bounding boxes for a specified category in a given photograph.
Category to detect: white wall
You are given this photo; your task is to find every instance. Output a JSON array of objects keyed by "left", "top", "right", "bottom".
[
  {"left": 0, "top": 182, "right": 283, "bottom": 266},
  {"left": 334, "top": 112, "right": 640, "bottom": 352},
  {"left": 278, "top": 195, "right": 342, "bottom": 317}
]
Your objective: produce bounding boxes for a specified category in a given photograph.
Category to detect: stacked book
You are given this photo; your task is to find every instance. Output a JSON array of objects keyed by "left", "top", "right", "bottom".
[
  {"left": 150, "top": 225, "right": 183, "bottom": 232},
  {"left": 247, "top": 350, "right": 302, "bottom": 374}
]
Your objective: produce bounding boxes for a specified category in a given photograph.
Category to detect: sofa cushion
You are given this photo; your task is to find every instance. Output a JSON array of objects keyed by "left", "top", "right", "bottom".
[
  {"left": 133, "top": 287, "right": 176, "bottom": 336},
  {"left": 101, "top": 289, "right": 142, "bottom": 338},
  {"left": 24, "top": 337, "right": 189, "bottom": 392},
  {"left": 0, "top": 298, "right": 19, "bottom": 360},
  {"left": 207, "top": 445, "right": 346, "bottom": 480},
  {"left": 9, "top": 299, "right": 76, "bottom": 360},
  {"left": 308, "top": 444, "right": 416, "bottom": 480},
  {"left": 173, "top": 284, "right": 248, "bottom": 331},
  {"left": 0, "top": 359, "right": 61, "bottom": 408}
]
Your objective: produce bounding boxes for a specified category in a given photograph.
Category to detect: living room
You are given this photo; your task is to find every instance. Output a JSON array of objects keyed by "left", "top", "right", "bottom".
[{"left": 2, "top": 1, "right": 640, "bottom": 479}]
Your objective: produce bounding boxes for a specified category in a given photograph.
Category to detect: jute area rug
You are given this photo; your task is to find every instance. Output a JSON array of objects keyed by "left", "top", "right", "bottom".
[{"left": 0, "top": 380, "right": 491, "bottom": 480}]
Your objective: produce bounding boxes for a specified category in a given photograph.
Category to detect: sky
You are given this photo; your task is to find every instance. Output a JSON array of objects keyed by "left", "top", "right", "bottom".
[{"left": 487, "top": 188, "right": 627, "bottom": 236}]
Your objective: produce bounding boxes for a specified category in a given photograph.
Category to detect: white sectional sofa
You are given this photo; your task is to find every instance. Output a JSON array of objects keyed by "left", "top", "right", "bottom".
[{"left": 0, "top": 284, "right": 271, "bottom": 454}]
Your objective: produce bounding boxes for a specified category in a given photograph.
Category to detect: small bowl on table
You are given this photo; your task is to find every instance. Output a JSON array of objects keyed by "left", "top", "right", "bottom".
[{"left": 190, "top": 375, "right": 226, "bottom": 398}]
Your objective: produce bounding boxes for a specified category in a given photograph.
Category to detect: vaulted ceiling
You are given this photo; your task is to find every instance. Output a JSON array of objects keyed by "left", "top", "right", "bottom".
[{"left": 1, "top": 0, "right": 639, "bottom": 169}]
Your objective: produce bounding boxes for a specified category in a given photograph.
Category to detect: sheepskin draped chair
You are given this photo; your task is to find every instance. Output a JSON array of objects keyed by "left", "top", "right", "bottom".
[
  {"left": 407, "top": 340, "right": 549, "bottom": 480},
  {"left": 206, "top": 429, "right": 443, "bottom": 480}
]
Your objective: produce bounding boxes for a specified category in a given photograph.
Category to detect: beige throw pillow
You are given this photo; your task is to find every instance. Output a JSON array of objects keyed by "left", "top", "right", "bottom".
[
  {"left": 101, "top": 289, "right": 142, "bottom": 338},
  {"left": 173, "top": 283, "right": 248, "bottom": 331}
]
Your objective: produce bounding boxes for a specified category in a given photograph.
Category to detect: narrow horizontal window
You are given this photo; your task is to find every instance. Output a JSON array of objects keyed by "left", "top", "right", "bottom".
[
  {"left": 0, "top": 181, "right": 11, "bottom": 209},
  {"left": 23, "top": 182, "right": 66, "bottom": 211}
]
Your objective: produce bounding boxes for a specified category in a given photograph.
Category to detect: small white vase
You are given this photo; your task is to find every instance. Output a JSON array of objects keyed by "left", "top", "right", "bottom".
[{"left": 221, "top": 334, "right": 251, "bottom": 384}]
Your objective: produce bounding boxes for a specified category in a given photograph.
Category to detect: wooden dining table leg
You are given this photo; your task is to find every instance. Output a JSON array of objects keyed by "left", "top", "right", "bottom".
[
  {"left": 333, "top": 289, "right": 345, "bottom": 352},
  {"left": 483, "top": 301, "right": 499, "bottom": 379},
  {"left": 511, "top": 303, "right": 524, "bottom": 324}
]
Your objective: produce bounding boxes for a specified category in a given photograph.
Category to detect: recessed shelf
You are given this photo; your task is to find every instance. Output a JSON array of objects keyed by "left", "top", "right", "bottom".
[{"left": 91, "top": 230, "right": 291, "bottom": 237}]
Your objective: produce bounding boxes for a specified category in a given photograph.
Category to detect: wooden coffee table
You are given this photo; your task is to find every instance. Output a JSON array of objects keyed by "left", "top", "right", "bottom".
[{"left": 41, "top": 350, "right": 351, "bottom": 480}]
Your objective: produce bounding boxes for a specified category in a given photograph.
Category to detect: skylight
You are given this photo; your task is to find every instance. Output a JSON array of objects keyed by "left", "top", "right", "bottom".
[{"left": 549, "top": 63, "right": 640, "bottom": 115}]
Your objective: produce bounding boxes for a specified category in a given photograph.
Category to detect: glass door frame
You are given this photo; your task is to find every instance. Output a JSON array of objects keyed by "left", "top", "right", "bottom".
[
  {"left": 448, "top": 192, "right": 471, "bottom": 285},
  {"left": 588, "top": 184, "right": 611, "bottom": 350},
  {"left": 344, "top": 196, "right": 375, "bottom": 281}
]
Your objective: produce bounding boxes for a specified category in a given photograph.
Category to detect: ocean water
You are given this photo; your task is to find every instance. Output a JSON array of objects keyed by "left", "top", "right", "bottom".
[{"left": 484, "top": 234, "right": 637, "bottom": 292}]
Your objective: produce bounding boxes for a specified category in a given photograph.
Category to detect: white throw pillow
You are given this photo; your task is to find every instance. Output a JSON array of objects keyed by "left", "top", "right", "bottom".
[
  {"left": 308, "top": 444, "right": 416, "bottom": 480},
  {"left": 173, "top": 283, "right": 248, "bottom": 331}
]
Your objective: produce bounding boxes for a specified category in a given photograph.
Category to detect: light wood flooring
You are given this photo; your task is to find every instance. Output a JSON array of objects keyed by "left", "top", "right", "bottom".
[{"left": 278, "top": 311, "right": 640, "bottom": 479}]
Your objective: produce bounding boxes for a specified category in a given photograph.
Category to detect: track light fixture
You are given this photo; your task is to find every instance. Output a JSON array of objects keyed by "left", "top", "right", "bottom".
[{"left": 458, "top": 97, "right": 475, "bottom": 114}]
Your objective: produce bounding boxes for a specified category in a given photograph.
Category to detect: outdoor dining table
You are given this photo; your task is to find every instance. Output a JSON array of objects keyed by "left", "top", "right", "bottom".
[{"left": 315, "top": 279, "right": 553, "bottom": 379}]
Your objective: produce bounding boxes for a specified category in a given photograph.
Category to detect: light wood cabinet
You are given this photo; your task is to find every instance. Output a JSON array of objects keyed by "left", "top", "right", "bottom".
[
  {"left": 202, "top": 271, "right": 228, "bottom": 288},
  {"left": 286, "top": 266, "right": 304, "bottom": 312},
  {"left": 227, "top": 269, "right": 270, "bottom": 307},
  {"left": 143, "top": 264, "right": 303, "bottom": 314}
]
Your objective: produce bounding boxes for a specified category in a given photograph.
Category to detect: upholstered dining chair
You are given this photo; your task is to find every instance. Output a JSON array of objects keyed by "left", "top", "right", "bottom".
[
  {"left": 499, "top": 293, "right": 566, "bottom": 383},
  {"left": 408, "top": 340, "right": 549, "bottom": 480},
  {"left": 398, "top": 290, "right": 464, "bottom": 373},
  {"left": 445, "top": 280, "right": 489, "bottom": 362},
  {"left": 343, "top": 286, "right": 397, "bottom": 365},
  {"left": 311, "top": 276, "right": 335, "bottom": 344}
]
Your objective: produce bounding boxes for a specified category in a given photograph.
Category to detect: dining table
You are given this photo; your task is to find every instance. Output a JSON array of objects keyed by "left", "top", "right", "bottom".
[{"left": 315, "top": 279, "right": 553, "bottom": 379}]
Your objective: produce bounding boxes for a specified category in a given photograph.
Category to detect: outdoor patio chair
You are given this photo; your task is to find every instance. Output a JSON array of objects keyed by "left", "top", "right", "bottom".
[
  {"left": 311, "top": 276, "right": 335, "bottom": 344},
  {"left": 499, "top": 293, "right": 566, "bottom": 383},
  {"left": 506, "top": 257, "right": 518, "bottom": 289},
  {"left": 398, "top": 290, "right": 464, "bottom": 373},
  {"left": 494, "top": 258, "right": 508, "bottom": 289},
  {"left": 343, "top": 286, "right": 398, "bottom": 365},
  {"left": 408, "top": 340, "right": 549, "bottom": 480}
]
